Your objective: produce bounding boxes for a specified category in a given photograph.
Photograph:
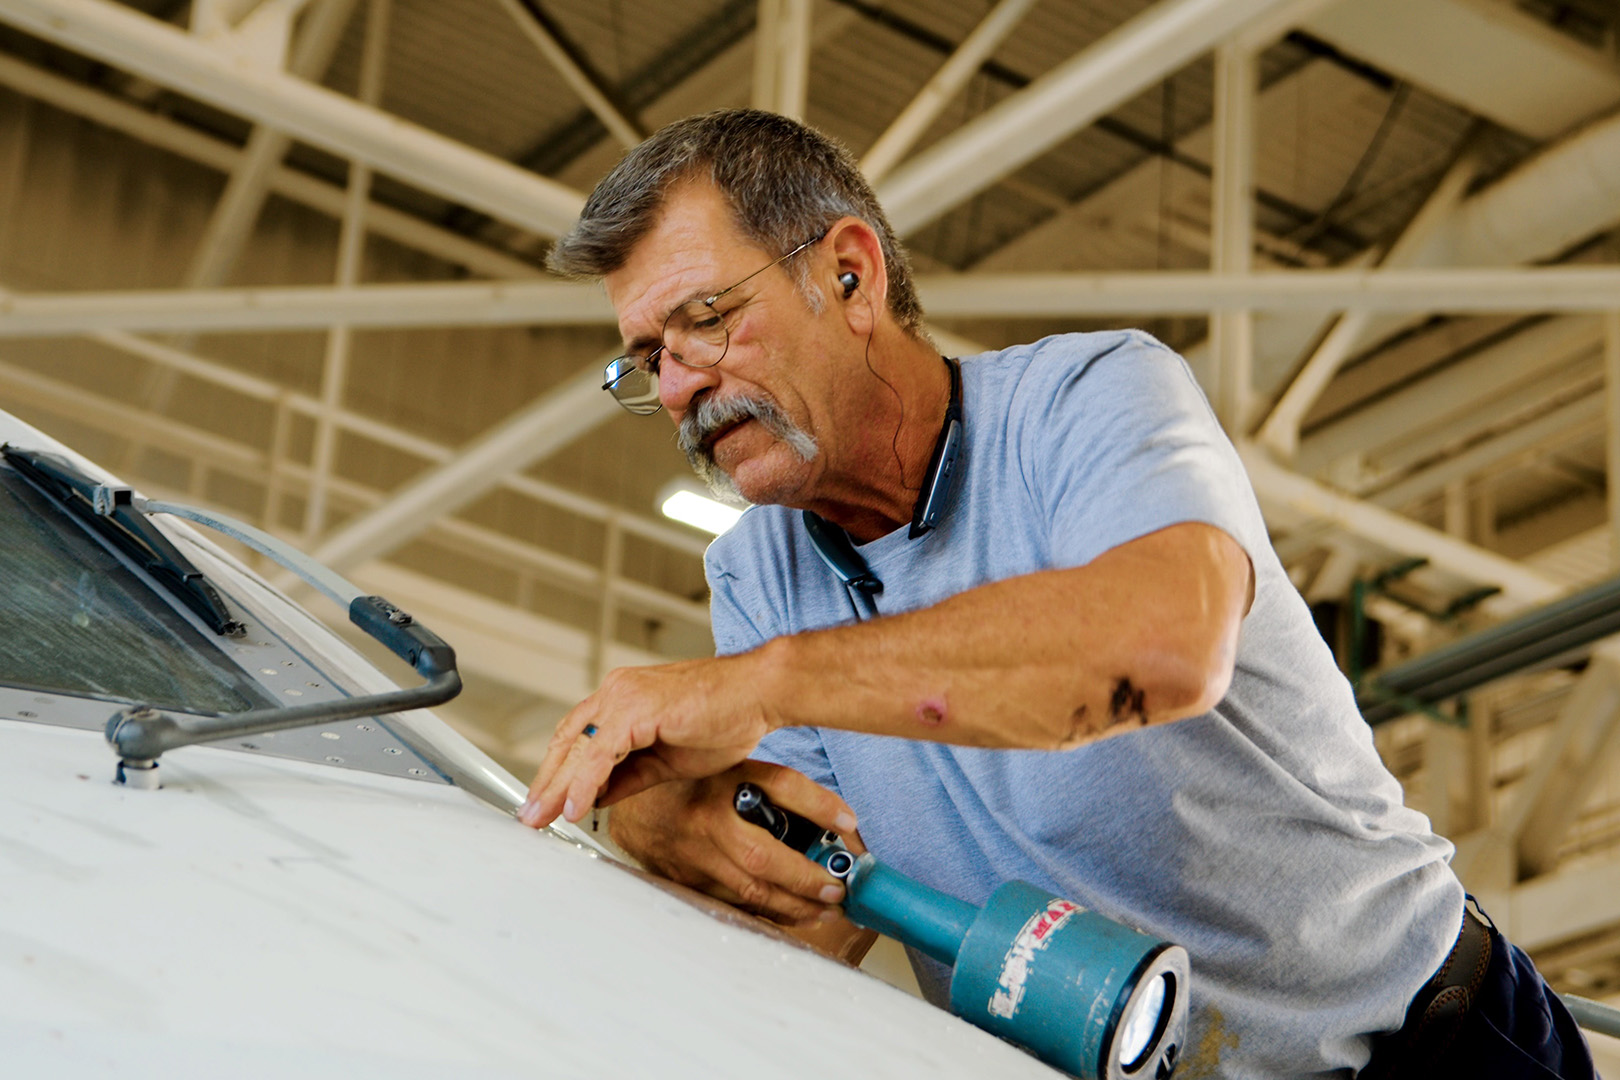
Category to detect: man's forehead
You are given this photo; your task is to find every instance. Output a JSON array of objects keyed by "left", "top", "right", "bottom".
[{"left": 604, "top": 185, "right": 758, "bottom": 336}]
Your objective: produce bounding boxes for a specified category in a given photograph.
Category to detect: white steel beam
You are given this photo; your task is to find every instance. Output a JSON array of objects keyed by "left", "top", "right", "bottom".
[
  {"left": 0, "top": 53, "right": 542, "bottom": 281},
  {"left": 876, "top": 0, "right": 1309, "bottom": 236},
  {"left": 1503, "top": 858, "right": 1620, "bottom": 952},
  {"left": 190, "top": 0, "right": 273, "bottom": 37},
  {"left": 1339, "top": 106, "right": 1620, "bottom": 361},
  {"left": 1297, "top": 317, "right": 1604, "bottom": 477},
  {"left": 1304, "top": 0, "right": 1620, "bottom": 141},
  {"left": 1373, "top": 366, "right": 1601, "bottom": 486},
  {"left": 492, "top": 0, "right": 642, "bottom": 149},
  {"left": 0, "top": 279, "right": 611, "bottom": 334},
  {"left": 973, "top": 51, "right": 1347, "bottom": 275},
  {"left": 183, "top": 0, "right": 360, "bottom": 293},
  {"left": 859, "top": 0, "right": 1039, "bottom": 184},
  {"left": 775, "top": 0, "right": 811, "bottom": 121},
  {"left": 303, "top": 0, "right": 387, "bottom": 542},
  {"left": 1369, "top": 395, "right": 1606, "bottom": 512},
  {"left": 1239, "top": 444, "right": 1563, "bottom": 613},
  {"left": 1411, "top": 108, "right": 1620, "bottom": 271},
  {"left": 0, "top": 0, "right": 586, "bottom": 237},
  {"left": 309, "top": 362, "right": 620, "bottom": 573},
  {"left": 13, "top": 267, "right": 1620, "bottom": 337},
  {"left": 931, "top": 267, "right": 1620, "bottom": 317},
  {"left": 918, "top": 268, "right": 1620, "bottom": 318},
  {"left": 1209, "top": 40, "right": 1255, "bottom": 433},
  {"left": 1610, "top": 311, "right": 1620, "bottom": 567},
  {"left": 751, "top": 0, "right": 780, "bottom": 112},
  {"left": 0, "top": 357, "right": 269, "bottom": 471},
  {"left": 1255, "top": 150, "right": 1481, "bottom": 458},
  {"left": 1505, "top": 645, "right": 1620, "bottom": 879},
  {"left": 1226, "top": 0, "right": 1342, "bottom": 50}
]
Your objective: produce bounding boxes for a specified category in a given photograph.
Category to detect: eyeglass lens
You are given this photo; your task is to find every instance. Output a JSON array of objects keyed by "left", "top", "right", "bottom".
[
  {"left": 604, "top": 298, "right": 733, "bottom": 414},
  {"left": 661, "top": 300, "right": 730, "bottom": 368},
  {"left": 604, "top": 363, "right": 661, "bottom": 414}
]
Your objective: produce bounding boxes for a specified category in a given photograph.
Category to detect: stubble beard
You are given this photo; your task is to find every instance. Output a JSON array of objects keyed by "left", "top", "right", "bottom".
[{"left": 676, "top": 393, "right": 818, "bottom": 504}]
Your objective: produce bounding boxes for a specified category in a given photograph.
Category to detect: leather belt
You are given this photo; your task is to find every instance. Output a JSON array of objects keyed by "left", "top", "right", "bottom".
[{"left": 1362, "top": 902, "right": 1494, "bottom": 1079}]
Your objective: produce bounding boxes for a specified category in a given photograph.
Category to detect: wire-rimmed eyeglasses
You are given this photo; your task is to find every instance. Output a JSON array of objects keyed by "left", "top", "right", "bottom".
[{"left": 601, "top": 230, "right": 827, "bottom": 415}]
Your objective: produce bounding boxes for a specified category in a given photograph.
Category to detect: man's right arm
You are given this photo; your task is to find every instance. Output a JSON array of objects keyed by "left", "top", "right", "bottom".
[{"left": 607, "top": 760, "right": 877, "bottom": 962}]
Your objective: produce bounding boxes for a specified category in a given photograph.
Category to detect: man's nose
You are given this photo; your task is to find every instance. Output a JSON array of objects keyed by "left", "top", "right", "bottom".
[{"left": 658, "top": 354, "right": 723, "bottom": 415}]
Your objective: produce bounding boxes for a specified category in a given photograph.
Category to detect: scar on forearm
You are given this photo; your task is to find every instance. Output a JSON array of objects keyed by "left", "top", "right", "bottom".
[
  {"left": 916, "top": 697, "right": 947, "bottom": 727},
  {"left": 1110, "top": 678, "right": 1147, "bottom": 726}
]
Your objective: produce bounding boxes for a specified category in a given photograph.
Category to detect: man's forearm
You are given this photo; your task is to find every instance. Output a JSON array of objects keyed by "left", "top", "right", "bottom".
[
  {"left": 751, "top": 522, "right": 1251, "bottom": 752},
  {"left": 520, "top": 524, "right": 1251, "bottom": 830}
]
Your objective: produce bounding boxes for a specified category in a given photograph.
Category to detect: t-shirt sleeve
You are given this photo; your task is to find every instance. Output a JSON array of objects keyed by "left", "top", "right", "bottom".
[
  {"left": 752, "top": 727, "right": 840, "bottom": 792},
  {"left": 1017, "top": 331, "right": 1264, "bottom": 569},
  {"left": 705, "top": 548, "right": 776, "bottom": 659},
  {"left": 706, "top": 538, "right": 839, "bottom": 792}
]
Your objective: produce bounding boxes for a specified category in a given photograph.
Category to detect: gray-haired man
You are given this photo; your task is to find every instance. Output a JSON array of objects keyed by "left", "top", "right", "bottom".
[{"left": 519, "top": 109, "right": 1593, "bottom": 1079}]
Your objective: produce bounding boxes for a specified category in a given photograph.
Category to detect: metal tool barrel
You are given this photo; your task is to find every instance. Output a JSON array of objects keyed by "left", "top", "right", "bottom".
[{"left": 841, "top": 854, "right": 976, "bottom": 966}]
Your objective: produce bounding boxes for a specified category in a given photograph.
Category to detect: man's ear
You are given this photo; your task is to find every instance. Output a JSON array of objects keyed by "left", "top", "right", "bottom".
[{"left": 825, "top": 217, "right": 886, "bottom": 330}]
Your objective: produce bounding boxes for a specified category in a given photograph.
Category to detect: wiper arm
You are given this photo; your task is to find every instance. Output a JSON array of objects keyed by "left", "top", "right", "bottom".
[
  {"left": 91, "top": 496, "right": 461, "bottom": 788},
  {"left": 107, "top": 593, "right": 460, "bottom": 785},
  {"left": 1, "top": 445, "right": 242, "bottom": 636}
]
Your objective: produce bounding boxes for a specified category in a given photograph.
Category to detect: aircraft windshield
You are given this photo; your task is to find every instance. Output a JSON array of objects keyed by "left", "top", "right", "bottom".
[{"left": 0, "top": 464, "right": 274, "bottom": 714}]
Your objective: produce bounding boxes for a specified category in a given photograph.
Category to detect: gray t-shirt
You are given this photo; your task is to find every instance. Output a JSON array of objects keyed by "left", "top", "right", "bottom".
[{"left": 705, "top": 330, "right": 1463, "bottom": 1079}]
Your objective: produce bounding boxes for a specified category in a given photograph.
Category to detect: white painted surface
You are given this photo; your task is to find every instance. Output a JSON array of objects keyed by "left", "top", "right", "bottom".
[
  {"left": 0, "top": 410, "right": 1050, "bottom": 1079},
  {"left": 0, "top": 721, "right": 1051, "bottom": 1079}
]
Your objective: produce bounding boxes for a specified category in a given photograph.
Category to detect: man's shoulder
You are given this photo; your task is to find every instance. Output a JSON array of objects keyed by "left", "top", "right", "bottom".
[
  {"left": 962, "top": 330, "right": 1190, "bottom": 432},
  {"left": 965, "top": 329, "right": 1181, "bottom": 398}
]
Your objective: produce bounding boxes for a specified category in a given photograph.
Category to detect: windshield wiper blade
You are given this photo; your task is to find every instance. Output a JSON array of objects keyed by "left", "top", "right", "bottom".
[{"left": 0, "top": 445, "right": 242, "bottom": 636}]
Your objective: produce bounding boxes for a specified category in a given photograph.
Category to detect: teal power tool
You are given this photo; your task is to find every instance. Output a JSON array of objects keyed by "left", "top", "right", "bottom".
[{"left": 735, "top": 784, "right": 1187, "bottom": 1079}]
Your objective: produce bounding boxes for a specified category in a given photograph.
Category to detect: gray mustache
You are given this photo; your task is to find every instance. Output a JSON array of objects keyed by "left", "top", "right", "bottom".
[
  {"left": 676, "top": 394, "right": 818, "bottom": 499},
  {"left": 678, "top": 394, "right": 817, "bottom": 459}
]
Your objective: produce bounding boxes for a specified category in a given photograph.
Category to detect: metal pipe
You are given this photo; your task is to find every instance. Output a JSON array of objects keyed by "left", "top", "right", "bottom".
[
  {"left": 1562, "top": 994, "right": 1620, "bottom": 1039},
  {"left": 1359, "top": 575, "right": 1620, "bottom": 725}
]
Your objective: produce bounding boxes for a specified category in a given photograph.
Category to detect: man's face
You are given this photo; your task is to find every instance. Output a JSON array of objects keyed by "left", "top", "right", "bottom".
[{"left": 604, "top": 182, "right": 833, "bottom": 507}]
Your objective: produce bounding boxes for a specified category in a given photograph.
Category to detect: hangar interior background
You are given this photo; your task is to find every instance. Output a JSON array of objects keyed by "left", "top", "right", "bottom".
[{"left": 3, "top": 0, "right": 1620, "bottom": 1053}]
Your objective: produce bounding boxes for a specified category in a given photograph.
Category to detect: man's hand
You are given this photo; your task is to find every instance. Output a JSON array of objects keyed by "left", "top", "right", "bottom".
[
  {"left": 598, "top": 760, "right": 863, "bottom": 927},
  {"left": 518, "top": 652, "right": 776, "bottom": 829}
]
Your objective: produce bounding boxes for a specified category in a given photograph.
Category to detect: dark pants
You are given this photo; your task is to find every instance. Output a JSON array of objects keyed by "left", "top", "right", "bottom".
[
  {"left": 1365, "top": 904, "right": 1599, "bottom": 1079},
  {"left": 1445, "top": 922, "right": 1597, "bottom": 1080}
]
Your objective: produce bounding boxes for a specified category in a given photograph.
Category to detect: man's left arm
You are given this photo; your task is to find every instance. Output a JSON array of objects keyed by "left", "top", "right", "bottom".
[{"left": 521, "top": 519, "right": 1251, "bottom": 827}]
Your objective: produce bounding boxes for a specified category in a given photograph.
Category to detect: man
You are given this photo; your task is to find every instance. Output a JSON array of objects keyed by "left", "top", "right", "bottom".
[{"left": 519, "top": 109, "right": 1594, "bottom": 1079}]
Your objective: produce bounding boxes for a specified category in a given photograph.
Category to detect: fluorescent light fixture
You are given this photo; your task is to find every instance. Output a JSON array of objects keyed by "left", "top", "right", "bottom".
[{"left": 658, "top": 482, "right": 744, "bottom": 536}]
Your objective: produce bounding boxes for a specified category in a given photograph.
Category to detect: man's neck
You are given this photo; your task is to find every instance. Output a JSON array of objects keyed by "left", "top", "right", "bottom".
[{"left": 804, "top": 332, "right": 954, "bottom": 543}]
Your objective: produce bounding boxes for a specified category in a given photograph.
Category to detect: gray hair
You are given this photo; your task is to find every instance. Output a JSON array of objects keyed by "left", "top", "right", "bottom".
[{"left": 547, "top": 109, "right": 926, "bottom": 336}]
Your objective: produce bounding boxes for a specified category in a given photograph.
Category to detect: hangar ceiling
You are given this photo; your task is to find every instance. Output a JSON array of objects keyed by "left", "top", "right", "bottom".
[{"left": 3, "top": 0, "right": 1620, "bottom": 1017}]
